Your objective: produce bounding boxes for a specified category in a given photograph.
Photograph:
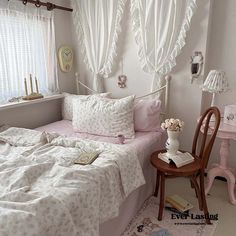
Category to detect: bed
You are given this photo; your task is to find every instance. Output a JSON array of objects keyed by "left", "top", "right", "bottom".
[
  {"left": 35, "top": 120, "right": 165, "bottom": 236},
  {"left": 0, "top": 76, "right": 170, "bottom": 236}
]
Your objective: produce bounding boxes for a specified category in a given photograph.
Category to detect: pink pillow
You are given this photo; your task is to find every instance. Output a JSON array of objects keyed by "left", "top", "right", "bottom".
[{"left": 134, "top": 99, "right": 162, "bottom": 131}]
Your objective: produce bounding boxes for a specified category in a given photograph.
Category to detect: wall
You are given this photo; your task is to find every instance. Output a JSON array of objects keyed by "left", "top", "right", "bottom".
[
  {"left": 76, "top": 0, "right": 213, "bottom": 151},
  {"left": 203, "top": 0, "right": 236, "bottom": 172},
  {"left": 54, "top": 0, "right": 76, "bottom": 94},
  {"left": 0, "top": 0, "right": 76, "bottom": 128}
]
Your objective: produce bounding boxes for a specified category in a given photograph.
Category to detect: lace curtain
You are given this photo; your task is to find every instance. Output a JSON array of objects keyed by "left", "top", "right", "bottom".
[
  {"left": 0, "top": 1, "right": 58, "bottom": 104},
  {"left": 72, "top": 0, "right": 126, "bottom": 92},
  {"left": 131, "top": 0, "right": 197, "bottom": 93}
]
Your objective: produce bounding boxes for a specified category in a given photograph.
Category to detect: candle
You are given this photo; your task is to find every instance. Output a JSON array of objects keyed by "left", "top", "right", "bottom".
[
  {"left": 24, "top": 78, "right": 28, "bottom": 96},
  {"left": 35, "top": 77, "right": 39, "bottom": 94},
  {"left": 30, "top": 74, "right": 33, "bottom": 94}
]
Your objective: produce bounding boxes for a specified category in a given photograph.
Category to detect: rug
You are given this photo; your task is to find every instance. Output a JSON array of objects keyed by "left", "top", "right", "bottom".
[{"left": 122, "top": 197, "right": 218, "bottom": 236}]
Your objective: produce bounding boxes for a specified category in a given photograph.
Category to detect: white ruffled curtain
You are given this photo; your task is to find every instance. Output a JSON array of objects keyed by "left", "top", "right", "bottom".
[
  {"left": 72, "top": 0, "right": 126, "bottom": 92},
  {"left": 131, "top": 0, "right": 197, "bottom": 93},
  {"left": 0, "top": 0, "right": 58, "bottom": 103}
]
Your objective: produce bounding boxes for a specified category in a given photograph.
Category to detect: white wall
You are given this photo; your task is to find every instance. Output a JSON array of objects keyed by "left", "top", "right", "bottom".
[
  {"left": 76, "top": 0, "right": 212, "bottom": 151},
  {"left": 0, "top": 0, "right": 76, "bottom": 128},
  {"left": 54, "top": 0, "right": 76, "bottom": 94},
  {"left": 203, "top": 0, "right": 236, "bottom": 172}
]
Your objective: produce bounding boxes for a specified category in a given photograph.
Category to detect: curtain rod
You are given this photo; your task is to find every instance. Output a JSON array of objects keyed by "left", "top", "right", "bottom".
[{"left": 8, "top": 0, "right": 73, "bottom": 12}]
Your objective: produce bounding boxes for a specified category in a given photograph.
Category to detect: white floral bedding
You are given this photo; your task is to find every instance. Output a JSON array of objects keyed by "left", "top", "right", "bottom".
[{"left": 0, "top": 128, "right": 145, "bottom": 236}]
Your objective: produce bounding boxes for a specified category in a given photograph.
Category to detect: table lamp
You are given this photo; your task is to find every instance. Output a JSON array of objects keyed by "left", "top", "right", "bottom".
[{"left": 201, "top": 70, "right": 229, "bottom": 107}]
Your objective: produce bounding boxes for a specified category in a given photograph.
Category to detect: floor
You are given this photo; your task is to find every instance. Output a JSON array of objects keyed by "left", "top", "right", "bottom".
[{"left": 165, "top": 178, "right": 236, "bottom": 236}]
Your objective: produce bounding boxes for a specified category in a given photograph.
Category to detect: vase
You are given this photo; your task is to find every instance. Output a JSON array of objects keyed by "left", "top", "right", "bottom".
[{"left": 166, "top": 130, "right": 180, "bottom": 157}]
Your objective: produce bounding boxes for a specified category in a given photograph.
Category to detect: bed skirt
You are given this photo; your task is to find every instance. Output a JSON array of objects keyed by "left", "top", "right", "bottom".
[{"left": 100, "top": 163, "right": 156, "bottom": 236}]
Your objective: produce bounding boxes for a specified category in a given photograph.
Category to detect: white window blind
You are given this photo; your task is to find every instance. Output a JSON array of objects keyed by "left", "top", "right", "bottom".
[{"left": 0, "top": 1, "right": 58, "bottom": 104}]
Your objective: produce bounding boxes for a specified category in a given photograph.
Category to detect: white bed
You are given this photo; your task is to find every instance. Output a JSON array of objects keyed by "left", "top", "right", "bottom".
[
  {"left": 0, "top": 123, "right": 164, "bottom": 236},
  {"left": 36, "top": 120, "right": 165, "bottom": 236},
  {"left": 0, "top": 76, "right": 170, "bottom": 236}
]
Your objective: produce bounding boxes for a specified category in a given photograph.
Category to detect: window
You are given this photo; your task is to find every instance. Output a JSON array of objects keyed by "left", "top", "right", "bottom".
[{"left": 0, "top": 2, "right": 58, "bottom": 104}]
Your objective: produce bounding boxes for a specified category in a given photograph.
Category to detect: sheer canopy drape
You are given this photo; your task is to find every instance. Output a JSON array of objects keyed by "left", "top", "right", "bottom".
[
  {"left": 131, "top": 0, "right": 197, "bottom": 93},
  {"left": 0, "top": 1, "right": 58, "bottom": 104},
  {"left": 72, "top": 0, "right": 126, "bottom": 92}
]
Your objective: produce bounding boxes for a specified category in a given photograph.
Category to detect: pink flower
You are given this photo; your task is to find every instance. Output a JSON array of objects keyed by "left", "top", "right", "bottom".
[{"left": 161, "top": 118, "right": 184, "bottom": 132}]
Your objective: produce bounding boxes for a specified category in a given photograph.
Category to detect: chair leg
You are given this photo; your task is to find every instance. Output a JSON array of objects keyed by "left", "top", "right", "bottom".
[
  {"left": 199, "top": 171, "right": 211, "bottom": 224},
  {"left": 154, "top": 171, "right": 160, "bottom": 197},
  {"left": 190, "top": 178, "right": 197, "bottom": 197},
  {"left": 158, "top": 173, "right": 165, "bottom": 221},
  {"left": 190, "top": 176, "right": 202, "bottom": 210},
  {"left": 190, "top": 173, "right": 198, "bottom": 190},
  {"left": 190, "top": 178, "right": 194, "bottom": 189}
]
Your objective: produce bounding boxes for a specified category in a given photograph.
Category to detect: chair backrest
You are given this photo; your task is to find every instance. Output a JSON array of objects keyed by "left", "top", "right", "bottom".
[{"left": 192, "top": 107, "right": 221, "bottom": 169}]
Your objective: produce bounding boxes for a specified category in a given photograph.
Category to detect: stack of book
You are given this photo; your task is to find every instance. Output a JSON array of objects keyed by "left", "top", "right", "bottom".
[{"left": 165, "top": 194, "right": 193, "bottom": 214}]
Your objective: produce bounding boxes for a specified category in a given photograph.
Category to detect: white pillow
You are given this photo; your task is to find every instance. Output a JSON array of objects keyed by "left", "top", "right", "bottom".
[
  {"left": 72, "top": 95, "right": 135, "bottom": 138},
  {"left": 62, "top": 92, "right": 111, "bottom": 120}
]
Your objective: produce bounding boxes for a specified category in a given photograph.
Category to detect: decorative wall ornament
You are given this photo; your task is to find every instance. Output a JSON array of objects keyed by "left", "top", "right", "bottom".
[
  {"left": 118, "top": 75, "right": 127, "bottom": 88},
  {"left": 118, "top": 57, "right": 127, "bottom": 88},
  {"left": 58, "top": 46, "right": 73, "bottom": 73},
  {"left": 131, "top": 0, "right": 197, "bottom": 96},
  {"left": 190, "top": 51, "right": 204, "bottom": 83},
  {"left": 72, "top": 0, "right": 127, "bottom": 92}
]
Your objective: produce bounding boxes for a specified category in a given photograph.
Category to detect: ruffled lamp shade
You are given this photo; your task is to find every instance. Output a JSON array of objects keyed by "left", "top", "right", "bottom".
[{"left": 201, "top": 70, "right": 229, "bottom": 106}]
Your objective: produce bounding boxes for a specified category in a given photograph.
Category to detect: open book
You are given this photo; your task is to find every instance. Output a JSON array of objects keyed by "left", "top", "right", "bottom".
[
  {"left": 166, "top": 194, "right": 193, "bottom": 213},
  {"left": 158, "top": 151, "right": 194, "bottom": 168},
  {"left": 74, "top": 151, "right": 100, "bottom": 165}
]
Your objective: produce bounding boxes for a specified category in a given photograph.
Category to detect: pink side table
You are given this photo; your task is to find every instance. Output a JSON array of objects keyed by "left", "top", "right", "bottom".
[{"left": 205, "top": 119, "right": 236, "bottom": 205}]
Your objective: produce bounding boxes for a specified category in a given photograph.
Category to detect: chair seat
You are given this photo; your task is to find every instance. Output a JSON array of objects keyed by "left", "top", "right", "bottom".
[{"left": 151, "top": 150, "right": 201, "bottom": 177}]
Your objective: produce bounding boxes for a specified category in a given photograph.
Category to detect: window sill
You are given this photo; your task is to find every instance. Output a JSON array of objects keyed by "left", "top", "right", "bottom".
[{"left": 0, "top": 94, "right": 64, "bottom": 111}]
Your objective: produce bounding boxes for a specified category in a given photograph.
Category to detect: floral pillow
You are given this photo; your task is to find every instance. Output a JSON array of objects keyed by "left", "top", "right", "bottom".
[
  {"left": 72, "top": 95, "right": 135, "bottom": 138},
  {"left": 62, "top": 92, "right": 111, "bottom": 120}
]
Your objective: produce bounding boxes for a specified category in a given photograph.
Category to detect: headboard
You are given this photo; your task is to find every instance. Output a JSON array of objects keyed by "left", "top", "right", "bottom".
[{"left": 75, "top": 73, "right": 171, "bottom": 118}]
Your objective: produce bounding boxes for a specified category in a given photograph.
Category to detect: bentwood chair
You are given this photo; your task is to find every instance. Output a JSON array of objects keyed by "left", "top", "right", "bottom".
[{"left": 150, "top": 107, "right": 221, "bottom": 224}]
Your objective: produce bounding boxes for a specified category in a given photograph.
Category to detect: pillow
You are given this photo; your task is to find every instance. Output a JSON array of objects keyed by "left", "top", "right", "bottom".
[
  {"left": 62, "top": 92, "right": 111, "bottom": 120},
  {"left": 72, "top": 95, "right": 135, "bottom": 138},
  {"left": 134, "top": 99, "right": 162, "bottom": 131}
]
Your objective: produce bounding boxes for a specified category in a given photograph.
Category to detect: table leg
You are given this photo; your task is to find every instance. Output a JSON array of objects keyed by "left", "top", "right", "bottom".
[
  {"left": 225, "top": 169, "right": 236, "bottom": 205},
  {"left": 158, "top": 173, "right": 165, "bottom": 221},
  {"left": 154, "top": 171, "right": 160, "bottom": 197},
  {"left": 205, "top": 139, "right": 236, "bottom": 205}
]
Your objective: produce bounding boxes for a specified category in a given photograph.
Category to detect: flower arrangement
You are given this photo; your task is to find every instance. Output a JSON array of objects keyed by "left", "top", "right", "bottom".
[{"left": 161, "top": 118, "right": 184, "bottom": 132}]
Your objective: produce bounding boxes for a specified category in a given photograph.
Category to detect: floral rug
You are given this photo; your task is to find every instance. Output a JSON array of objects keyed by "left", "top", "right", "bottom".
[{"left": 122, "top": 197, "right": 218, "bottom": 236}]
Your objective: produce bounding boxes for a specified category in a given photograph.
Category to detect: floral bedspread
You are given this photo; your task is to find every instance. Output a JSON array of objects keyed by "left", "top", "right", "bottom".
[{"left": 0, "top": 128, "right": 145, "bottom": 236}]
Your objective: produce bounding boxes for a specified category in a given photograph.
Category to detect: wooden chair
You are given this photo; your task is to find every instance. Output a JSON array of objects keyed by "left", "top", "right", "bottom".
[{"left": 150, "top": 107, "right": 221, "bottom": 224}]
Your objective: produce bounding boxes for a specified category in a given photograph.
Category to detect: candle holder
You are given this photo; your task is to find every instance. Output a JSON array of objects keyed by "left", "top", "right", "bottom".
[{"left": 22, "top": 75, "right": 44, "bottom": 100}]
